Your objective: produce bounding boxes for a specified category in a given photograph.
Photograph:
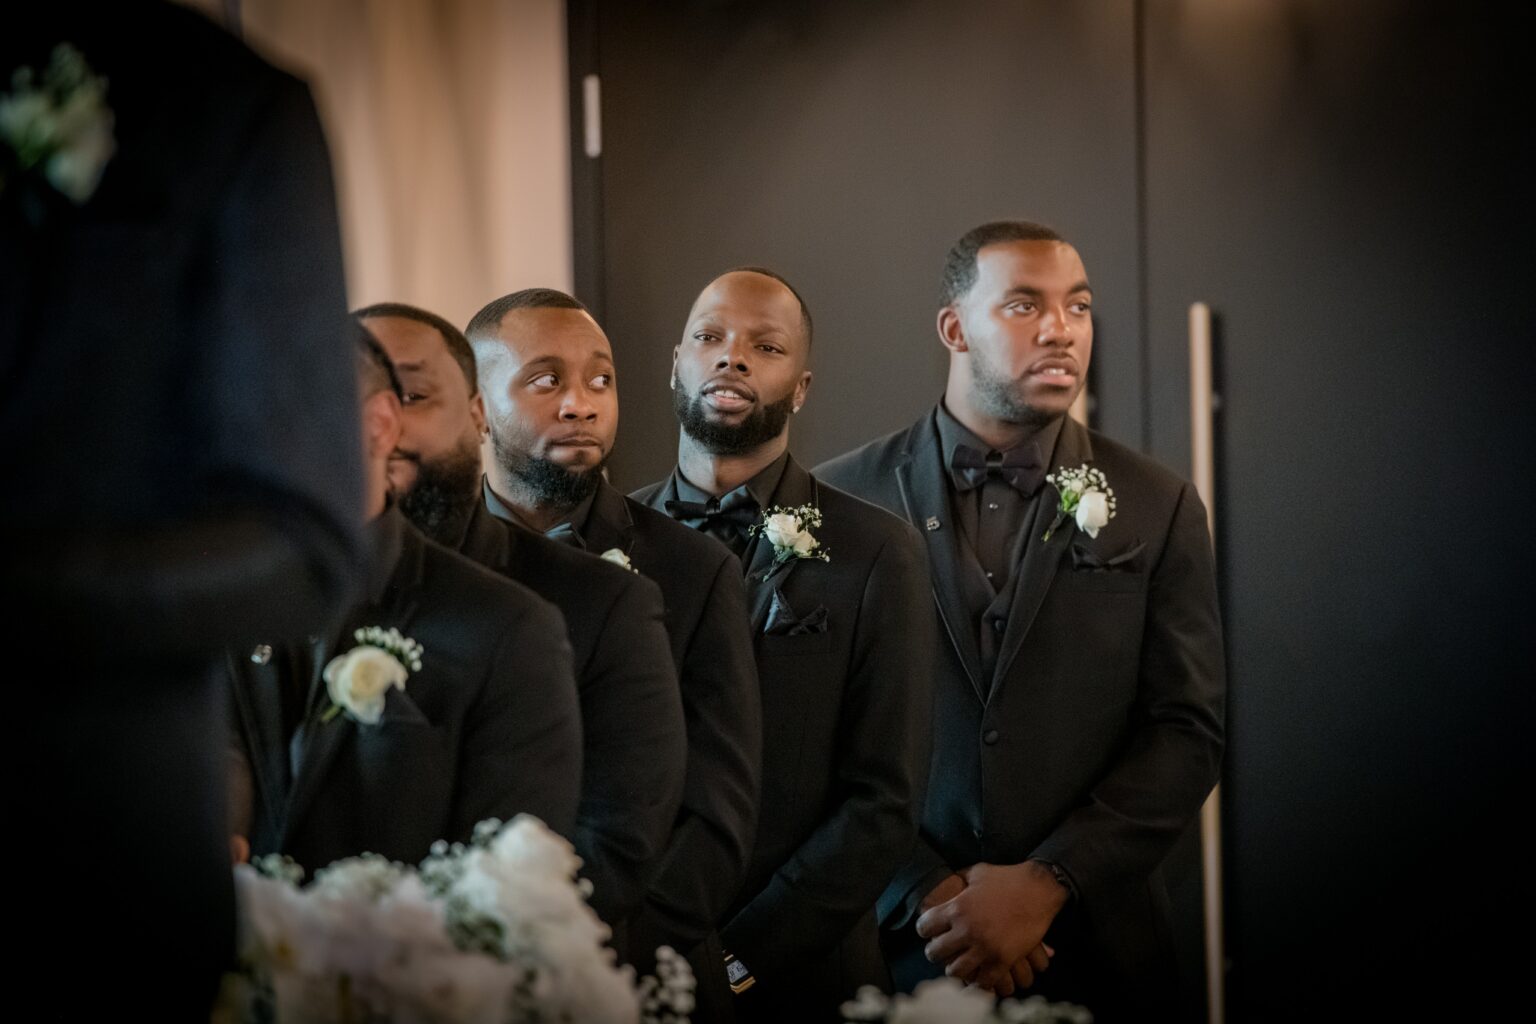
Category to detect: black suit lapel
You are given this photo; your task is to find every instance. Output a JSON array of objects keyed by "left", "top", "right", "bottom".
[
  {"left": 584, "top": 482, "right": 636, "bottom": 558},
  {"left": 228, "top": 651, "right": 292, "bottom": 844},
  {"left": 745, "top": 455, "right": 816, "bottom": 633},
  {"left": 284, "top": 515, "right": 425, "bottom": 849},
  {"left": 459, "top": 495, "right": 512, "bottom": 570},
  {"left": 991, "top": 417, "right": 1096, "bottom": 691},
  {"left": 896, "top": 414, "right": 987, "bottom": 701}
]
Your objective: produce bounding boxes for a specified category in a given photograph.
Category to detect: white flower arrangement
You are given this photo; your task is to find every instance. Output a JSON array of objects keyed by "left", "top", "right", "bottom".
[
  {"left": 321, "top": 626, "right": 424, "bottom": 726},
  {"left": 840, "top": 978, "right": 1092, "bottom": 1024},
  {"left": 600, "top": 548, "right": 638, "bottom": 573},
  {"left": 1041, "top": 465, "right": 1117, "bottom": 542},
  {"left": 0, "top": 43, "right": 115, "bottom": 204},
  {"left": 227, "top": 815, "right": 696, "bottom": 1024},
  {"left": 750, "top": 505, "right": 830, "bottom": 566}
]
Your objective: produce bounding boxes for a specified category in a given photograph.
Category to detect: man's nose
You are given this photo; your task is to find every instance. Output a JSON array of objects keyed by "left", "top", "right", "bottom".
[
  {"left": 715, "top": 336, "right": 750, "bottom": 373},
  {"left": 1038, "top": 305, "right": 1074, "bottom": 344},
  {"left": 559, "top": 390, "right": 597, "bottom": 420}
]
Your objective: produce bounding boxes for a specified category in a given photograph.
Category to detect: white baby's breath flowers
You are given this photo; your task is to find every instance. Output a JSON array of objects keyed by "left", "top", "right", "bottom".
[
  {"left": 839, "top": 978, "right": 1094, "bottom": 1024},
  {"left": 1042, "top": 465, "right": 1117, "bottom": 542},
  {"left": 231, "top": 814, "right": 691, "bottom": 1023}
]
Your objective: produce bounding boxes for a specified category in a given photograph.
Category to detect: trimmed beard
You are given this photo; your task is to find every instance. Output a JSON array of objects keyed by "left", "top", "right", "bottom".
[
  {"left": 672, "top": 381, "right": 796, "bottom": 456},
  {"left": 489, "top": 428, "right": 605, "bottom": 512},
  {"left": 970, "top": 345, "right": 1069, "bottom": 429},
  {"left": 396, "top": 441, "right": 483, "bottom": 548}
]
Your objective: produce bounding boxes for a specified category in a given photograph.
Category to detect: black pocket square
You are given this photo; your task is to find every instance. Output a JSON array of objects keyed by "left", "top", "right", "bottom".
[
  {"left": 1072, "top": 538, "right": 1146, "bottom": 571},
  {"left": 763, "top": 589, "right": 830, "bottom": 636}
]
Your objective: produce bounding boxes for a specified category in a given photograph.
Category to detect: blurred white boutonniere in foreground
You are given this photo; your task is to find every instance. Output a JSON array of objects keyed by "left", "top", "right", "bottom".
[{"left": 1, "top": 43, "right": 115, "bottom": 206}]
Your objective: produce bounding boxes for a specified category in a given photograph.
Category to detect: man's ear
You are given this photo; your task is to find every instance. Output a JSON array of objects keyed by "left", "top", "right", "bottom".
[
  {"left": 470, "top": 391, "right": 487, "bottom": 435},
  {"left": 937, "top": 305, "right": 968, "bottom": 354},
  {"left": 363, "top": 390, "right": 404, "bottom": 460},
  {"left": 669, "top": 346, "right": 680, "bottom": 388},
  {"left": 793, "top": 370, "right": 813, "bottom": 414}
]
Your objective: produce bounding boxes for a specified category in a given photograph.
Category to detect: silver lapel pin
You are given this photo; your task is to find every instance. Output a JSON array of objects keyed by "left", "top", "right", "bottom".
[
  {"left": 250, "top": 644, "right": 273, "bottom": 665},
  {"left": 925, "top": 516, "right": 941, "bottom": 532}
]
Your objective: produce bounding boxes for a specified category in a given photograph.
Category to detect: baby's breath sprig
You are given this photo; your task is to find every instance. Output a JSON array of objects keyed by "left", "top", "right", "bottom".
[{"left": 353, "top": 625, "right": 424, "bottom": 672}]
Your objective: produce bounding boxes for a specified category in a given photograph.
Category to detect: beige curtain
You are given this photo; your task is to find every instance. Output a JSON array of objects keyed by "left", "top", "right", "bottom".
[{"left": 235, "top": 0, "right": 572, "bottom": 326}]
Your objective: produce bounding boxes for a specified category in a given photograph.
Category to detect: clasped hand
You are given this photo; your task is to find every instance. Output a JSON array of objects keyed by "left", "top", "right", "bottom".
[{"left": 914, "top": 862, "right": 1066, "bottom": 997}]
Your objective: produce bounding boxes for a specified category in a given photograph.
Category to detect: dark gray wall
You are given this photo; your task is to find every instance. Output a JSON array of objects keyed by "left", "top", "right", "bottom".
[
  {"left": 573, "top": 0, "right": 1534, "bottom": 1017},
  {"left": 1142, "top": 1, "right": 1532, "bottom": 1015},
  {"left": 576, "top": 0, "right": 1144, "bottom": 489}
]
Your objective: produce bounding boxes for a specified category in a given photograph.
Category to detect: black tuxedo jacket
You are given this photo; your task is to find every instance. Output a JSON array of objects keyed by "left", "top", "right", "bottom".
[
  {"left": 636, "top": 456, "right": 935, "bottom": 1016},
  {"left": 230, "top": 511, "right": 582, "bottom": 872},
  {"left": 5, "top": 6, "right": 364, "bottom": 1012},
  {"left": 587, "top": 482, "right": 761, "bottom": 1014},
  {"left": 818, "top": 411, "right": 1225, "bottom": 1011},
  {"left": 457, "top": 499, "right": 687, "bottom": 947}
]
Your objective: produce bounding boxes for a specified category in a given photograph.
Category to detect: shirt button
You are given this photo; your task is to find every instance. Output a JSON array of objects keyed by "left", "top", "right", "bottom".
[
  {"left": 992, "top": 619, "right": 1005, "bottom": 631},
  {"left": 983, "top": 729, "right": 1000, "bottom": 745},
  {"left": 985, "top": 571, "right": 995, "bottom": 579},
  {"left": 987, "top": 501, "right": 1000, "bottom": 510}
]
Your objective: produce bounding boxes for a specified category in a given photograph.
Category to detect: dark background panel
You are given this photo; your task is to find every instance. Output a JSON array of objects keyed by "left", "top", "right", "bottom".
[
  {"left": 575, "top": 0, "right": 1535, "bottom": 1018},
  {"left": 1143, "top": 1, "right": 1533, "bottom": 1015},
  {"left": 582, "top": 0, "right": 1144, "bottom": 489}
]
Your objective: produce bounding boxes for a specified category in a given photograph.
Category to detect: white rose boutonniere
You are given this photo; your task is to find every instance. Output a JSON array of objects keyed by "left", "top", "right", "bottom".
[
  {"left": 751, "top": 505, "right": 830, "bottom": 566},
  {"left": 1, "top": 43, "right": 116, "bottom": 205},
  {"left": 321, "top": 626, "right": 424, "bottom": 726},
  {"left": 1042, "top": 465, "right": 1117, "bottom": 542},
  {"left": 599, "top": 547, "right": 637, "bottom": 573}
]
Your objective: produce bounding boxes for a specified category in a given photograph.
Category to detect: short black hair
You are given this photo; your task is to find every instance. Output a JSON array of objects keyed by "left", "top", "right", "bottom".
[
  {"left": 354, "top": 302, "right": 477, "bottom": 394},
  {"left": 720, "top": 266, "right": 813, "bottom": 347},
  {"left": 940, "top": 220, "right": 1065, "bottom": 306},
  {"left": 351, "top": 317, "right": 402, "bottom": 400},
  {"left": 465, "top": 288, "right": 590, "bottom": 345}
]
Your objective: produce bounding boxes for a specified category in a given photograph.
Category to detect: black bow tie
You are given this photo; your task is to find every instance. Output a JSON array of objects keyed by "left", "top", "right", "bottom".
[
  {"left": 665, "top": 487, "right": 761, "bottom": 557},
  {"left": 949, "top": 442, "right": 1045, "bottom": 496},
  {"left": 664, "top": 488, "right": 760, "bottom": 530}
]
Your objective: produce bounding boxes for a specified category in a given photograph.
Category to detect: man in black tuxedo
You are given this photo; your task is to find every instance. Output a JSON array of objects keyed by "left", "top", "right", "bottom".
[
  {"left": 5, "top": 5, "right": 365, "bottom": 1014},
  {"left": 634, "top": 269, "right": 935, "bottom": 1022},
  {"left": 817, "top": 222, "right": 1226, "bottom": 1019},
  {"left": 457, "top": 291, "right": 761, "bottom": 1013},
  {"left": 358, "top": 303, "right": 691, "bottom": 960},
  {"left": 228, "top": 325, "right": 583, "bottom": 871}
]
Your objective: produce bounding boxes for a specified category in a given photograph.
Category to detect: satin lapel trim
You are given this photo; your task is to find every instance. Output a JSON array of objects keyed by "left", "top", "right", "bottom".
[
  {"left": 584, "top": 483, "right": 636, "bottom": 558},
  {"left": 896, "top": 418, "right": 987, "bottom": 702},
  {"left": 285, "top": 526, "right": 425, "bottom": 846},
  {"left": 990, "top": 418, "right": 1096, "bottom": 692},
  {"left": 281, "top": 679, "right": 353, "bottom": 848},
  {"left": 460, "top": 499, "right": 511, "bottom": 569},
  {"left": 745, "top": 457, "right": 816, "bottom": 633},
  {"left": 229, "top": 654, "right": 290, "bottom": 840}
]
